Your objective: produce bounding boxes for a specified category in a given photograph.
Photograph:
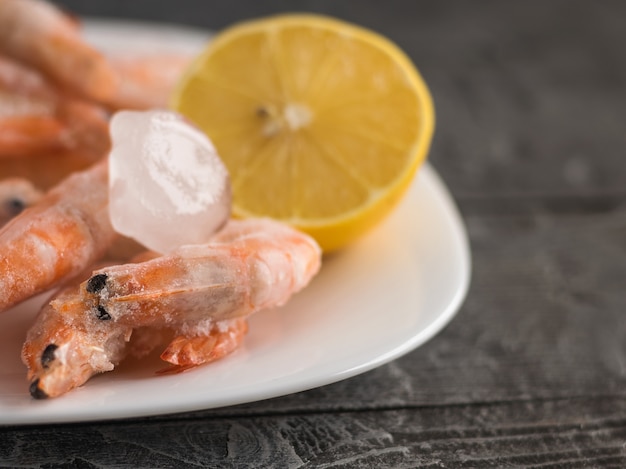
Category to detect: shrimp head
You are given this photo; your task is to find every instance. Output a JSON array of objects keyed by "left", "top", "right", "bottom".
[{"left": 21, "top": 287, "right": 132, "bottom": 399}]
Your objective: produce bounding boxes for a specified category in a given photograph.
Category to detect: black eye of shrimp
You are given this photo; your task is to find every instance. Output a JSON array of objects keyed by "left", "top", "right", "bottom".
[
  {"left": 86, "top": 273, "right": 108, "bottom": 294},
  {"left": 5, "top": 198, "right": 25, "bottom": 216},
  {"left": 29, "top": 379, "right": 48, "bottom": 400},
  {"left": 41, "top": 343, "right": 58, "bottom": 368},
  {"left": 95, "top": 305, "right": 111, "bottom": 321}
]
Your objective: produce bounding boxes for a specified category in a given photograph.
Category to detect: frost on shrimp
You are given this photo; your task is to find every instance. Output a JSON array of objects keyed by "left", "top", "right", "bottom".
[
  {"left": 22, "top": 285, "right": 134, "bottom": 399},
  {"left": 22, "top": 218, "right": 322, "bottom": 398},
  {"left": 0, "top": 159, "right": 116, "bottom": 312}
]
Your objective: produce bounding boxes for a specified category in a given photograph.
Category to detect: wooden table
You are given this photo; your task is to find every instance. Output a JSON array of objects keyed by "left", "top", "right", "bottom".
[{"left": 3, "top": 1, "right": 626, "bottom": 467}]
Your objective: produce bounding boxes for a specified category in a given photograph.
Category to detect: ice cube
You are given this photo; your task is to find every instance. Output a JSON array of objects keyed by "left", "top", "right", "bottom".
[{"left": 108, "top": 110, "right": 231, "bottom": 253}]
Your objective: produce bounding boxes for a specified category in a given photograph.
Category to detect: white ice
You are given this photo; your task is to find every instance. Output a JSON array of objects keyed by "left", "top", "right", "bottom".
[{"left": 108, "top": 110, "right": 231, "bottom": 254}]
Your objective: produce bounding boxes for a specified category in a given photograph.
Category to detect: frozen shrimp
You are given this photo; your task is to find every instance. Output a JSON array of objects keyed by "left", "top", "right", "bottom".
[
  {"left": 0, "top": 158, "right": 116, "bottom": 313},
  {"left": 22, "top": 218, "right": 321, "bottom": 398},
  {"left": 0, "top": 147, "right": 103, "bottom": 190},
  {"left": 0, "top": 55, "right": 68, "bottom": 157},
  {"left": 0, "top": 0, "right": 194, "bottom": 111},
  {"left": 0, "top": 177, "right": 42, "bottom": 226},
  {"left": 0, "top": 55, "right": 111, "bottom": 160},
  {"left": 0, "top": 54, "right": 46, "bottom": 96},
  {"left": 105, "top": 53, "right": 193, "bottom": 110},
  {"left": 0, "top": 115, "right": 65, "bottom": 157},
  {"left": 0, "top": 100, "right": 110, "bottom": 160},
  {"left": 0, "top": 0, "right": 118, "bottom": 102},
  {"left": 0, "top": 55, "right": 110, "bottom": 187}
]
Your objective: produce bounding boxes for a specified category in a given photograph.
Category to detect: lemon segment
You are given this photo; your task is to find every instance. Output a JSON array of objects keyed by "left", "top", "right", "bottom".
[{"left": 171, "top": 14, "right": 434, "bottom": 252}]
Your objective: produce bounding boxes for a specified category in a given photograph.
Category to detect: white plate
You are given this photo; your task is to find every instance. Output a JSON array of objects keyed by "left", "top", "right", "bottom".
[{"left": 0, "top": 21, "right": 471, "bottom": 425}]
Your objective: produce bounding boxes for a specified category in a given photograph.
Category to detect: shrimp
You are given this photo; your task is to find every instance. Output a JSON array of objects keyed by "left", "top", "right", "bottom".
[
  {"left": 0, "top": 147, "right": 104, "bottom": 190},
  {"left": 105, "top": 53, "right": 194, "bottom": 110},
  {"left": 0, "top": 177, "right": 135, "bottom": 256},
  {"left": 0, "top": 177, "right": 42, "bottom": 226},
  {"left": 0, "top": 55, "right": 111, "bottom": 161},
  {"left": 0, "top": 100, "right": 111, "bottom": 161},
  {"left": 0, "top": 0, "right": 118, "bottom": 102},
  {"left": 0, "top": 51, "right": 111, "bottom": 187},
  {"left": 0, "top": 158, "right": 116, "bottom": 313},
  {"left": 0, "top": 0, "right": 197, "bottom": 112},
  {"left": 22, "top": 218, "right": 322, "bottom": 398},
  {"left": 22, "top": 283, "right": 133, "bottom": 399},
  {"left": 0, "top": 115, "right": 67, "bottom": 157}
]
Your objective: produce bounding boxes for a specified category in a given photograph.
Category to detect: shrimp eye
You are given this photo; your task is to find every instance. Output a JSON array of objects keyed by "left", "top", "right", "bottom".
[
  {"left": 29, "top": 378, "right": 48, "bottom": 400},
  {"left": 5, "top": 198, "right": 25, "bottom": 216},
  {"left": 96, "top": 305, "right": 111, "bottom": 321},
  {"left": 86, "top": 273, "right": 108, "bottom": 293},
  {"left": 41, "top": 343, "right": 58, "bottom": 368}
]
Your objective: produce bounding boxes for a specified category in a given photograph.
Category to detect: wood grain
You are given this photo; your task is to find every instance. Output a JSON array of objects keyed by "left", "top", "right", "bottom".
[{"left": 3, "top": 398, "right": 626, "bottom": 467}]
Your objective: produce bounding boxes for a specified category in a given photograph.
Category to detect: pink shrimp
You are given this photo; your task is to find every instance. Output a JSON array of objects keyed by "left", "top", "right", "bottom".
[
  {"left": 0, "top": 158, "right": 116, "bottom": 313},
  {"left": 0, "top": 55, "right": 111, "bottom": 161},
  {"left": 22, "top": 218, "right": 321, "bottom": 398},
  {"left": 0, "top": 115, "right": 65, "bottom": 157},
  {"left": 0, "top": 0, "right": 118, "bottom": 102},
  {"left": 0, "top": 55, "right": 109, "bottom": 188},
  {"left": 0, "top": 100, "right": 111, "bottom": 161},
  {"left": 0, "top": 147, "right": 104, "bottom": 190},
  {"left": 105, "top": 53, "right": 194, "bottom": 110},
  {"left": 0, "top": 0, "right": 192, "bottom": 110}
]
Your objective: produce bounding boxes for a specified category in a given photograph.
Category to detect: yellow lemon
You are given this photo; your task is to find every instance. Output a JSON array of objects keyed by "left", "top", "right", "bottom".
[{"left": 171, "top": 14, "right": 434, "bottom": 251}]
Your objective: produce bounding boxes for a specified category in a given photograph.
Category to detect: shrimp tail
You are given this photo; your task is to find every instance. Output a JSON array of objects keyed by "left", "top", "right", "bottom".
[{"left": 158, "top": 318, "right": 249, "bottom": 372}]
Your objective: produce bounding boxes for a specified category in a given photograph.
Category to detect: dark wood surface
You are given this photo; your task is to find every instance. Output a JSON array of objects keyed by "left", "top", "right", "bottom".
[{"left": 3, "top": 1, "right": 626, "bottom": 467}]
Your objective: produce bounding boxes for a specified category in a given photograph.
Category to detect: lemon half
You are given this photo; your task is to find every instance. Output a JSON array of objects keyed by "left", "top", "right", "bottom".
[{"left": 171, "top": 14, "right": 434, "bottom": 251}]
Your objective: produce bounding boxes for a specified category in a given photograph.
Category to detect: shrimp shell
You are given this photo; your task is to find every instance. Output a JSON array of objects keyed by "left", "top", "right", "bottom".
[
  {"left": 0, "top": 55, "right": 111, "bottom": 161},
  {"left": 0, "top": 159, "right": 115, "bottom": 312},
  {"left": 84, "top": 218, "right": 322, "bottom": 328},
  {"left": 22, "top": 219, "right": 321, "bottom": 398},
  {"left": 0, "top": 0, "right": 118, "bottom": 102}
]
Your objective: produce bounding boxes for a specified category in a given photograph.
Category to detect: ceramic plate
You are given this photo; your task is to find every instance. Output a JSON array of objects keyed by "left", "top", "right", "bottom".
[{"left": 0, "top": 21, "right": 471, "bottom": 425}]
